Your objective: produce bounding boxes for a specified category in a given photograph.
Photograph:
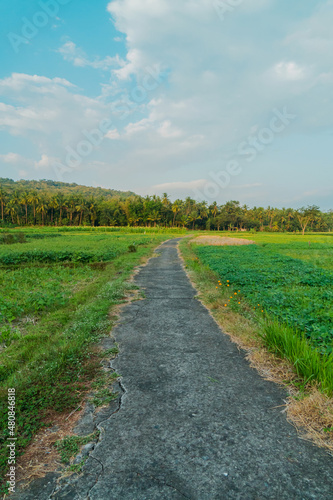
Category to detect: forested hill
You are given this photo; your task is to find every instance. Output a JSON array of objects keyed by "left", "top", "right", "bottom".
[
  {"left": 0, "top": 178, "right": 332, "bottom": 231},
  {"left": 0, "top": 178, "right": 136, "bottom": 200}
]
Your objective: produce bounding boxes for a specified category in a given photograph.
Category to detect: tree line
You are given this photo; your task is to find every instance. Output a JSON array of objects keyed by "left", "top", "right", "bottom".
[{"left": 0, "top": 178, "right": 332, "bottom": 233}]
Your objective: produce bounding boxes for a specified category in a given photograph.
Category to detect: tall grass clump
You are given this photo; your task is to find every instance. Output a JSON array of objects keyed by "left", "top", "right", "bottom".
[{"left": 261, "top": 320, "right": 333, "bottom": 395}]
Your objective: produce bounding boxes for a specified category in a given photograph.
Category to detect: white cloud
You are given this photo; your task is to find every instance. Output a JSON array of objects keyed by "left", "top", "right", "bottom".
[
  {"left": 0, "top": 73, "right": 73, "bottom": 93},
  {"left": 58, "top": 41, "right": 123, "bottom": 70},
  {"left": 105, "top": 129, "right": 120, "bottom": 140},
  {"left": 158, "top": 120, "right": 183, "bottom": 138},
  {"left": 152, "top": 179, "right": 207, "bottom": 191},
  {"left": 273, "top": 61, "right": 306, "bottom": 81},
  {"left": 0, "top": 73, "right": 111, "bottom": 161},
  {"left": 113, "top": 48, "right": 144, "bottom": 80},
  {"left": 34, "top": 154, "right": 60, "bottom": 170},
  {"left": 0, "top": 152, "right": 24, "bottom": 163},
  {"left": 0, "top": 153, "right": 33, "bottom": 169},
  {"left": 125, "top": 117, "right": 152, "bottom": 136}
]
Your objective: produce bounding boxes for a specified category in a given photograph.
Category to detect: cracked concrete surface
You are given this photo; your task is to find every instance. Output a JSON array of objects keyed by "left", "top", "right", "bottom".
[{"left": 14, "top": 239, "right": 333, "bottom": 499}]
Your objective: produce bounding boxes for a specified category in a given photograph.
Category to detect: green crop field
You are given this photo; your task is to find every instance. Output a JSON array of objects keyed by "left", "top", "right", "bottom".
[
  {"left": 187, "top": 232, "right": 333, "bottom": 393},
  {"left": 0, "top": 229, "right": 178, "bottom": 488},
  {"left": 0, "top": 232, "right": 170, "bottom": 265}
]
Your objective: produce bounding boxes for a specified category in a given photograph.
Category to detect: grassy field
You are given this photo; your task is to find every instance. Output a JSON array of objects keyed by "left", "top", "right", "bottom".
[
  {"left": 181, "top": 233, "right": 333, "bottom": 395},
  {"left": 0, "top": 229, "right": 178, "bottom": 489}
]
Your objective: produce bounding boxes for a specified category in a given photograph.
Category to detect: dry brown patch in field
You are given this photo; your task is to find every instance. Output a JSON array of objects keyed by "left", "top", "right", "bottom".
[
  {"left": 192, "top": 235, "right": 255, "bottom": 246},
  {"left": 15, "top": 405, "right": 84, "bottom": 485},
  {"left": 287, "top": 389, "right": 333, "bottom": 453}
]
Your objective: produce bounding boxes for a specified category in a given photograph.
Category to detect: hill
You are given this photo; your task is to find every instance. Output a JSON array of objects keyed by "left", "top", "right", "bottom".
[{"left": 0, "top": 178, "right": 136, "bottom": 200}]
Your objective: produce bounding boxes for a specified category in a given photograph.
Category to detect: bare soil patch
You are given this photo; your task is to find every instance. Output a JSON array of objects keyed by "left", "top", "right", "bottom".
[{"left": 192, "top": 235, "right": 255, "bottom": 246}]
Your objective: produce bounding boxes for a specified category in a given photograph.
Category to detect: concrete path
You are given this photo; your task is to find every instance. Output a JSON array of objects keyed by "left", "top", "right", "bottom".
[{"left": 17, "top": 239, "right": 333, "bottom": 499}]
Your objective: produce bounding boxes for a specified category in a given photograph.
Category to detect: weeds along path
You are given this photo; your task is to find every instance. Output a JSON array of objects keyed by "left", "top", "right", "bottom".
[{"left": 16, "top": 239, "right": 332, "bottom": 499}]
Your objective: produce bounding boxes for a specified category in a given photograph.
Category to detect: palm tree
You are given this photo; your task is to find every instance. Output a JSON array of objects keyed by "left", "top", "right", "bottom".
[
  {"left": 20, "top": 191, "right": 30, "bottom": 225},
  {"left": 0, "top": 187, "right": 7, "bottom": 221},
  {"left": 147, "top": 210, "right": 161, "bottom": 227},
  {"left": 199, "top": 202, "right": 208, "bottom": 222},
  {"left": 36, "top": 197, "right": 48, "bottom": 226},
  {"left": 87, "top": 197, "right": 98, "bottom": 226},
  {"left": 49, "top": 196, "right": 59, "bottom": 225},
  {"left": 11, "top": 191, "right": 22, "bottom": 225},
  {"left": 172, "top": 201, "right": 180, "bottom": 227},
  {"left": 267, "top": 206, "right": 276, "bottom": 230},
  {"left": 75, "top": 198, "right": 86, "bottom": 226},
  {"left": 184, "top": 196, "right": 195, "bottom": 216},
  {"left": 162, "top": 193, "right": 170, "bottom": 207},
  {"left": 187, "top": 211, "right": 201, "bottom": 230},
  {"left": 210, "top": 202, "right": 218, "bottom": 219},
  {"left": 6, "top": 199, "right": 20, "bottom": 224},
  {"left": 286, "top": 209, "right": 294, "bottom": 231},
  {"left": 179, "top": 214, "right": 188, "bottom": 229},
  {"left": 66, "top": 196, "right": 77, "bottom": 226},
  {"left": 28, "top": 191, "right": 40, "bottom": 224},
  {"left": 57, "top": 194, "right": 67, "bottom": 226}
]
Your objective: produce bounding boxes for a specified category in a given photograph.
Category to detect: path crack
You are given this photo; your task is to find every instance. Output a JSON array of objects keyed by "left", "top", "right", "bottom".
[{"left": 85, "top": 346, "right": 127, "bottom": 499}]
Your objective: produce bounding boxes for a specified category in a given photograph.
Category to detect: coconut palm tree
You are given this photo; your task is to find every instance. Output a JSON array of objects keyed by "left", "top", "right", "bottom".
[
  {"left": 162, "top": 193, "right": 170, "bottom": 207},
  {"left": 172, "top": 200, "right": 180, "bottom": 227},
  {"left": 75, "top": 197, "right": 86, "bottom": 226},
  {"left": 27, "top": 191, "right": 40, "bottom": 224},
  {"left": 49, "top": 196, "right": 59, "bottom": 225},
  {"left": 66, "top": 196, "right": 77, "bottom": 226},
  {"left": 179, "top": 214, "right": 188, "bottom": 229},
  {"left": 147, "top": 210, "right": 161, "bottom": 227},
  {"left": 36, "top": 197, "right": 48, "bottom": 226},
  {"left": 56, "top": 194, "right": 67, "bottom": 226},
  {"left": 6, "top": 199, "right": 20, "bottom": 224},
  {"left": 210, "top": 201, "right": 218, "bottom": 219},
  {"left": 87, "top": 197, "right": 98, "bottom": 226},
  {"left": 0, "top": 187, "right": 7, "bottom": 221},
  {"left": 20, "top": 191, "right": 30, "bottom": 225},
  {"left": 187, "top": 211, "right": 201, "bottom": 230}
]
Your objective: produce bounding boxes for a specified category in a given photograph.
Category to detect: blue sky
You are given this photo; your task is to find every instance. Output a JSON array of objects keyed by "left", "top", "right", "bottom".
[{"left": 0, "top": 0, "right": 332, "bottom": 209}]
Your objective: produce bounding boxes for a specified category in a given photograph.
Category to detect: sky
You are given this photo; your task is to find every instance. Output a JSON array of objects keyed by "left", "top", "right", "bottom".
[{"left": 0, "top": 0, "right": 332, "bottom": 209}]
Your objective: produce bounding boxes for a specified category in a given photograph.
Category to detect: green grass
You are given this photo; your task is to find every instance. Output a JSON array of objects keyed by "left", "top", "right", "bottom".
[
  {"left": 261, "top": 321, "right": 333, "bottom": 394},
  {"left": 0, "top": 265, "right": 95, "bottom": 329},
  {"left": 0, "top": 230, "right": 175, "bottom": 491},
  {"left": 55, "top": 431, "right": 99, "bottom": 464}
]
